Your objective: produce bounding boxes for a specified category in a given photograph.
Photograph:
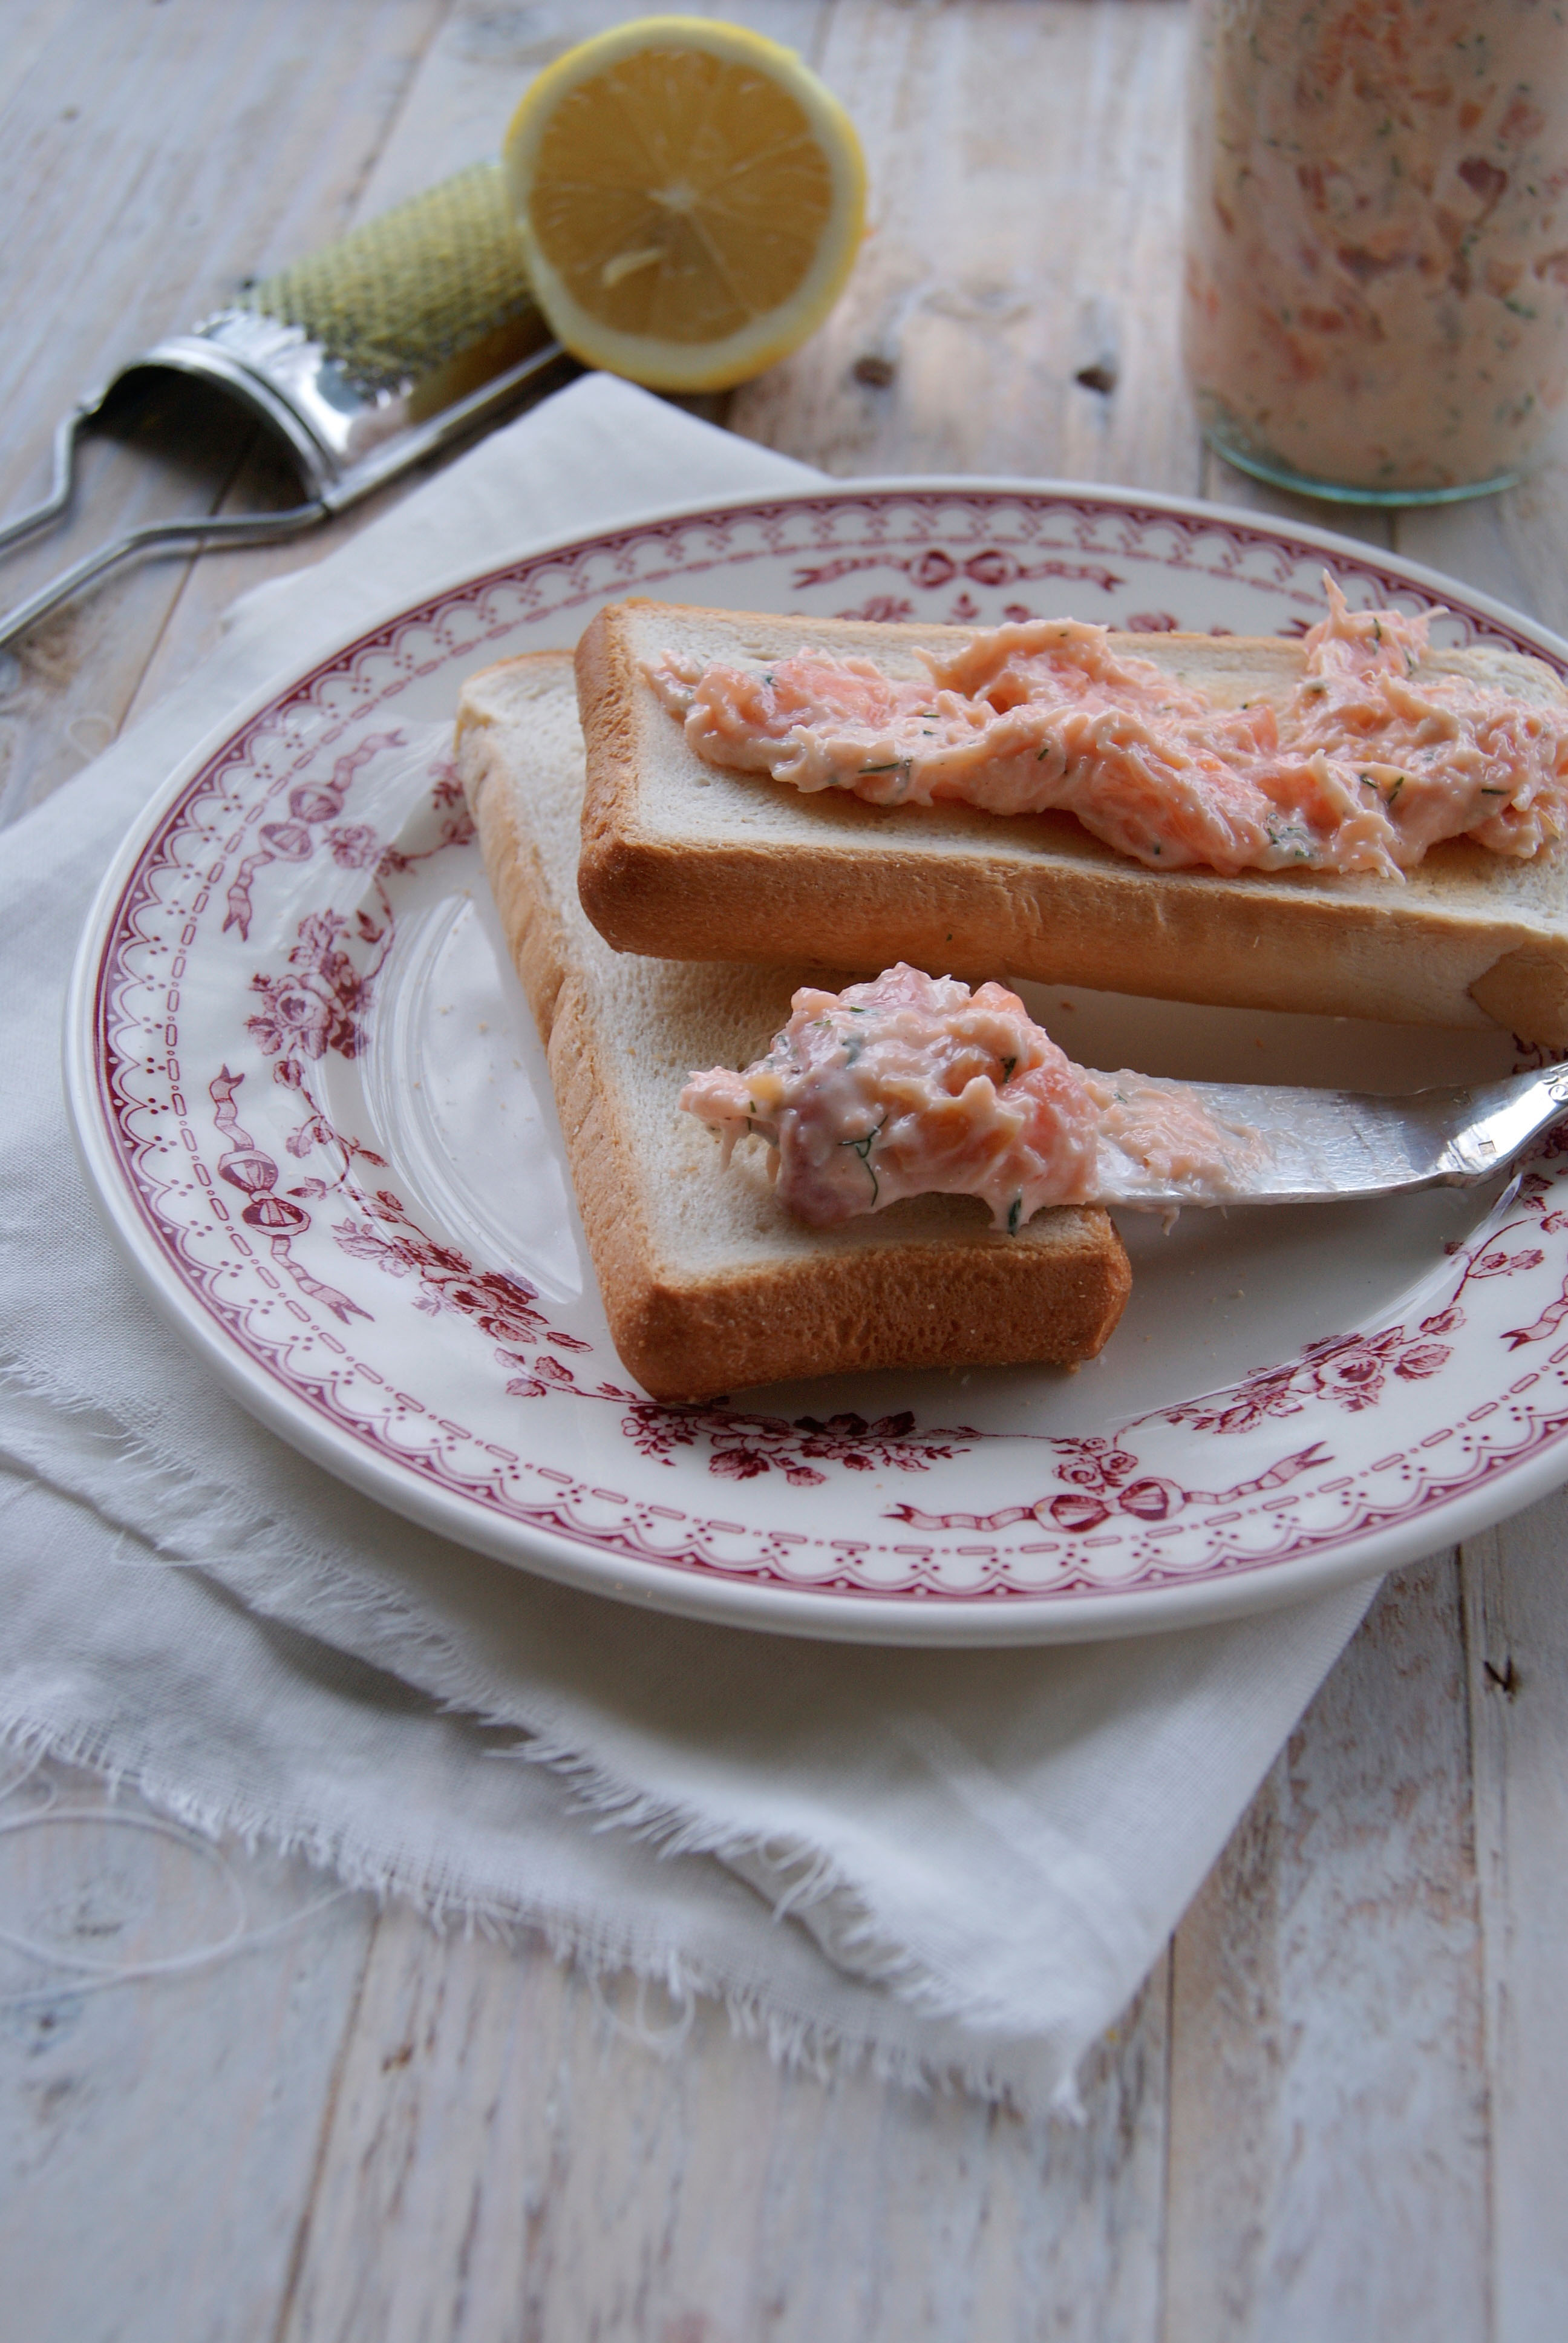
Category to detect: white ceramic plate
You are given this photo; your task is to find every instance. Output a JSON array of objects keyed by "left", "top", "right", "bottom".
[{"left": 67, "top": 481, "right": 1568, "bottom": 1644}]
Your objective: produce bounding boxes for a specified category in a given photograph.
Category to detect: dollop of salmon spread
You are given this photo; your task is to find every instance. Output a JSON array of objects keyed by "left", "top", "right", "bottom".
[
  {"left": 645, "top": 581, "right": 1568, "bottom": 880},
  {"left": 680, "top": 965, "right": 1268, "bottom": 1228}
]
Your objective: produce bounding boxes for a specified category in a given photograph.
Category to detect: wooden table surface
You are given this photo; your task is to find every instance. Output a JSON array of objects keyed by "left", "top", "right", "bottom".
[{"left": 4, "top": 5, "right": 1567, "bottom": 2337}]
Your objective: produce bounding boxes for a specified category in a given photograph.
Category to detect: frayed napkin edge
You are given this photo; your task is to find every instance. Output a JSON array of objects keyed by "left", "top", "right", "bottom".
[
  {"left": 0, "top": 1710, "right": 1097, "bottom": 2120},
  {"left": 1, "top": 1355, "right": 1103, "bottom": 2115}
]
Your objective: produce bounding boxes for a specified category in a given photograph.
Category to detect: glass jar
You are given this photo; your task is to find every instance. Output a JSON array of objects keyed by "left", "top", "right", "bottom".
[{"left": 1183, "top": 0, "right": 1568, "bottom": 503}]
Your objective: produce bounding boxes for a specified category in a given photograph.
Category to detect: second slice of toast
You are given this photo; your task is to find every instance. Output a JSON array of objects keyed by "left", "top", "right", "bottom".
[
  {"left": 456, "top": 650, "right": 1131, "bottom": 1401},
  {"left": 575, "top": 598, "right": 1568, "bottom": 1043}
]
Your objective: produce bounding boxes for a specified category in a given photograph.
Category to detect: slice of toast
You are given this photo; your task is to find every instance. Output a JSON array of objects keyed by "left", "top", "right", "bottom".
[
  {"left": 456, "top": 651, "right": 1131, "bottom": 1401},
  {"left": 576, "top": 598, "right": 1568, "bottom": 1043}
]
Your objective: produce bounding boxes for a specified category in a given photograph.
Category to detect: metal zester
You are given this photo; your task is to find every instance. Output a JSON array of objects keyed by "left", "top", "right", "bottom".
[{"left": 0, "top": 162, "right": 569, "bottom": 647}]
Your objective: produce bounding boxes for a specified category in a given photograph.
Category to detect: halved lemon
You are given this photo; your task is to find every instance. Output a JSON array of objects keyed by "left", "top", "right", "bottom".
[{"left": 502, "top": 16, "right": 866, "bottom": 392}]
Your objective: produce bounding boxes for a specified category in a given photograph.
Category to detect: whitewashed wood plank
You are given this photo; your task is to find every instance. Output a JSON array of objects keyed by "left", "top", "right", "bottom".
[
  {"left": 0, "top": 0, "right": 452, "bottom": 818},
  {"left": 1163, "top": 1557, "right": 1489, "bottom": 2342},
  {"left": 0, "top": 1765, "right": 376, "bottom": 2343},
  {"left": 0, "top": 0, "right": 87, "bottom": 113},
  {"left": 1463, "top": 1502, "right": 1568, "bottom": 2343},
  {"left": 1463, "top": 451, "right": 1568, "bottom": 641},
  {"left": 0, "top": 0, "right": 451, "bottom": 452},
  {"left": 731, "top": 1, "right": 1201, "bottom": 494},
  {"left": 273, "top": 1902, "right": 1167, "bottom": 2343}
]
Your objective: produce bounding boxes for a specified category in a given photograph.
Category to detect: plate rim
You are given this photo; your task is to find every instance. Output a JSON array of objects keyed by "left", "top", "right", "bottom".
[{"left": 64, "top": 473, "right": 1568, "bottom": 1645}]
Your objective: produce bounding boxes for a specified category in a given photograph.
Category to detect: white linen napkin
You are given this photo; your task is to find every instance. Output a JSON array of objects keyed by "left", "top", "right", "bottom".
[{"left": 0, "top": 374, "right": 1373, "bottom": 2111}]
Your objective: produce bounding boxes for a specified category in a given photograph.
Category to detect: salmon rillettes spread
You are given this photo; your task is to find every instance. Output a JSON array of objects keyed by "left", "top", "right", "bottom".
[
  {"left": 645, "top": 583, "right": 1568, "bottom": 880},
  {"left": 680, "top": 965, "right": 1270, "bottom": 1229}
]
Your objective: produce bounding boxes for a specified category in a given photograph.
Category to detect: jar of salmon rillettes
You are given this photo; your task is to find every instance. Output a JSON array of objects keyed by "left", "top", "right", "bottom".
[{"left": 1183, "top": 0, "right": 1568, "bottom": 503}]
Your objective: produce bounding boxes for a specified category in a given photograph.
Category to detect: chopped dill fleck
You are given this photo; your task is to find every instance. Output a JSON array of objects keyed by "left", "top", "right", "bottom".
[
  {"left": 1386, "top": 774, "right": 1404, "bottom": 805},
  {"left": 1001, "top": 1055, "right": 1017, "bottom": 1083},
  {"left": 1372, "top": 618, "right": 1382, "bottom": 644},
  {"left": 1007, "top": 1195, "right": 1022, "bottom": 1234},
  {"left": 1480, "top": 786, "right": 1507, "bottom": 795},
  {"left": 839, "top": 1116, "right": 886, "bottom": 1203}
]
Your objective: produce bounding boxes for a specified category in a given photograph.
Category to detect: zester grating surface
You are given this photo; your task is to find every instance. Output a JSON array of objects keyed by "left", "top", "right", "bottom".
[{"left": 241, "top": 160, "right": 539, "bottom": 391}]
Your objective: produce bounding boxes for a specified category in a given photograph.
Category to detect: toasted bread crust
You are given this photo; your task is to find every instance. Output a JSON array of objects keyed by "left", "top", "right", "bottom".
[
  {"left": 576, "top": 600, "right": 1568, "bottom": 1040},
  {"left": 459, "top": 649, "right": 1132, "bottom": 1401},
  {"left": 457, "top": 660, "right": 572, "bottom": 1043}
]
